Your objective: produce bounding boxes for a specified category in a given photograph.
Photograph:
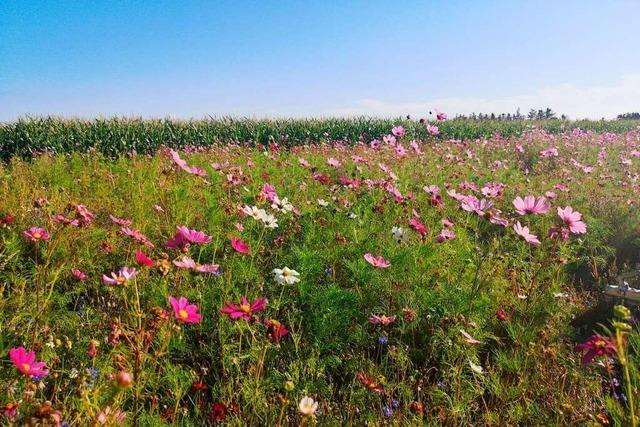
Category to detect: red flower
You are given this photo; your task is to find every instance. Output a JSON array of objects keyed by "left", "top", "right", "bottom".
[
  {"left": 265, "top": 319, "right": 289, "bottom": 343},
  {"left": 135, "top": 250, "right": 154, "bottom": 267},
  {"left": 575, "top": 335, "right": 617, "bottom": 364},
  {"left": 230, "top": 237, "right": 250, "bottom": 255},
  {"left": 496, "top": 308, "right": 510, "bottom": 321},
  {"left": 357, "top": 372, "right": 384, "bottom": 393},
  {"left": 209, "top": 402, "right": 227, "bottom": 421}
]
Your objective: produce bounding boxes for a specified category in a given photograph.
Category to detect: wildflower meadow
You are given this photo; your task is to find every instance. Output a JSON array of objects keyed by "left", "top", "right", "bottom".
[{"left": 1, "top": 119, "right": 640, "bottom": 425}]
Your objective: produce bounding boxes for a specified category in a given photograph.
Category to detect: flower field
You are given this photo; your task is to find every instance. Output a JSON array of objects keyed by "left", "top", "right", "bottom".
[{"left": 1, "top": 123, "right": 639, "bottom": 425}]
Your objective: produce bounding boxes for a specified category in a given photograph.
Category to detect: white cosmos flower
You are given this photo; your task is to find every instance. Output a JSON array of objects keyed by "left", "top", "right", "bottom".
[
  {"left": 271, "top": 196, "right": 294, "bottom": 213},
  {"left": 298, "top": 396, "right": 318, "bottom": 416},
  {"left": 391, "top": 226, "right": 409, "bottom": 243},
  {"left": 242, "top": 205, "right": 263, "bottom": 220},
  {"left": 272, "top": 266, "right": 300, "bottom": 285},
  {"left": 262, "top": 214, "right": 279, "bottom": 229}
]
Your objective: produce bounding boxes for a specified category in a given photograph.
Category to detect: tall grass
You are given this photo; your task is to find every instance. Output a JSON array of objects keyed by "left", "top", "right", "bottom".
[{"left": 1, "top": 116, "right": 638, "bottom": 159}]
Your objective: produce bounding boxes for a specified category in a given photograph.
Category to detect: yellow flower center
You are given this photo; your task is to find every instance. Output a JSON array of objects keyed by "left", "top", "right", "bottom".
[
  {"left": 116, "top": 276, "right": 126, "bottom": 285},
  {"left": 240, "top": 304, "right": 251, "bottom": 313},
  {"left": 21, "top": 363, "right": 31, "bottom": 373},
  {"left": 283, "top": 271, "right": 290, "bottom": 276},
  {"left": 33, "top": 232, "right": 41, "bottom": 239},
  {"left": 595, "top": 340, "right": 607, "bottom": 348},
  {"left": 178, "top": 309, "right": 189, "bottom": 319}
]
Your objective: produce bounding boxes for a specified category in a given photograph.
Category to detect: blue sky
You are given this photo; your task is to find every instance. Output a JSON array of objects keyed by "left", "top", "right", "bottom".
[{"left": 1, "top": 1, "right": 639, "bottom": 120}]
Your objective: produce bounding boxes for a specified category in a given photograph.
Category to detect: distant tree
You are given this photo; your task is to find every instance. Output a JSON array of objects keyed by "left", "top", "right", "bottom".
[
  {"left": 515, "top": 108, "right": 523, "bottom": 120},
  {"left": 617, "top": 112, "right": 640, "bottom": 120},
  {"left": 528, "top": 109, "right": 537, "bottom": 120},
  {"left": 544, "top": 108, "right": 557, "bottom": 119}
]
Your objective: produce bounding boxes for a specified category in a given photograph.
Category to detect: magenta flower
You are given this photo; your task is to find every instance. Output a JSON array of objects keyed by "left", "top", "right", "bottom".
[
  {"left": 71, "top": 268, "right": 88, "bottom": 281},
  {"left": 364, "top": 253, "right": 391, "bottom": 268},
  {"left": 391, "top": 126, "right": 405, "bottom": 138},
  {"left": 409, "top": 218, "right": 427, "bottom": 235},
  {"left": 513, "top": 221, "right": 541, "bottom": 245},
  {"left": 575, "top": 335, "right": 616, "bottom": 364},
  {"left": 9, "top": 347, "right": 49, "bottom": 378},
  {"left": 436, "top": 111, "right": 447, "bottom": 121},
  {"left": 220, "top": 296, "right": 267, "bottom": 320},
  {"left": 177, "top": 226, "right": 212, "bottom": 244},
  {"left": 169, "top": 296, "right": 201, "bottom": 323},
  {"left": 166, "top": 226, "right": 211, "bottom": 249},
  {"left": 24, "top": 227, "right": 50, "bottom": 242},
  {"left": 102, "top": 267, "right": 138, "bottom": 286},
  {"left": 230, "top": 237, "right": 250, "bottom": 254},
  {"left": 557, "top": 206, "right": 587, "bottom": 234},
  {"left": 135, "top": 250, "right": 154, "bottom": 267},
  {"left": 513, "top": 196, "right": 550, "bottom": 215}
]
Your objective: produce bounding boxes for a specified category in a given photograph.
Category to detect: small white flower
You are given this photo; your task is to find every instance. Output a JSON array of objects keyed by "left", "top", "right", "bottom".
[
  {"left": 271, "top": 196, "right": 294, "bottom": 213},
  {"left": 317, "top": 199, "right": 329, "bottom": 207},
  {"left": 272, "top": 266, "right": 301, "bottom": 285},
  {"left": 469, "top": 361, "right": 484, "bottom": 375},
  {"left": 391, "top": 226, "right": 408, "bottom": 243},
  {"left": 348, "top": 213, "right": 358, "bottom": 219},
  {"left": 298, "top": 396, "right": 318, "bottom": 416}
]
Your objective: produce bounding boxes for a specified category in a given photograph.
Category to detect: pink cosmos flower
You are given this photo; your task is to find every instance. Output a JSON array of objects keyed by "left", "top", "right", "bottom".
[
  {"left": 102, "top": 267, "right": 138, "bottom": 286},
  {"left": 513, "top": 222, "right": 541, "bottom": 245},
  {"left": 166, "top": 226, "right": 211, "bottom": 249},
  {"left": 230, "top": 237, "right": 250, "bottom": 254},
  {"left": 74, "top": 204, "right": 95, "bottom": 226},
  {"left": 24, "top": 227, "right": 50, "bottom": 242},
  {"left": 364, "top": 253, "right": 391, "bottom": 268},
  {"left": 368, "top": 314, "right": 396, "bottom": 325},
  {"left": 109, "top": 215, "right": 132, "bottom": 226},
  {"left": 120, "top": 227, "right": 155, "bottom": 248},
  {"left": 169, "top": 149, "right": 207, "bottom": 177},
  {"left": 298, "top": 158, "right": 310, "bottom": 167},
  {"left": 259, "top": 183, "right": 278, "bottom": 203},
  {"left": 71, "top": 268, "right": 88, "bottom": 281},
  {"left": 557, "top": 206, "right": 587, "bottom": 234},
  {"left": 436, "top": 111, "right": 447, "bottom": 121},
  {"left": 539, "top": 147, "right": 558, "bottom": 158},
  {"left": 460, "top": 197, "right": 493, "bottom": 216},
  {"left": 409, "top": 218, "right": 427, "bottom": 235},
  {"left": 173, "top": 256, "right": 220, "bottom": 274},
  {"left": 391, "top": 126, "right": 405, "bottom": 138},
  {"left": 169, "top": 296, "right": 201, "bottom": 324},
  {"left": 426, "top": 125, "right": 439, "bottom": 136},
  {"left": 135, "top": 250, "right": 154, "bottom": 267},
  {"left": 176, "top": 226, "right": 212, "bottom": 244},
  {"left": 220, "top": 296, "right": 268, "bottom": 321},
  {"left": 436, "top": 228, "right": 456, "bottom": 242},
  {"left": 512, "top": 196, "right": 550, "bottom": 215},
  {"left": 327, "top": 158, "right": 342, "bottom": 168},
  {"left": 9, "top": 347, "right": 49, "bottom": 378}
]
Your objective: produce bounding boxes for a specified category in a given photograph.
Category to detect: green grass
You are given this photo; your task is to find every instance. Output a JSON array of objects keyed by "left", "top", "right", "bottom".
[{"left": 0, "top": 126, "right": 638, "bottom": 425}]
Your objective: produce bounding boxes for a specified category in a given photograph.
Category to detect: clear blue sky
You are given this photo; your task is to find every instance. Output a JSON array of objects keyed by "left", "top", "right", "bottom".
[{"left": 1, "top": 1, "right": 639, "bottom": 120}]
